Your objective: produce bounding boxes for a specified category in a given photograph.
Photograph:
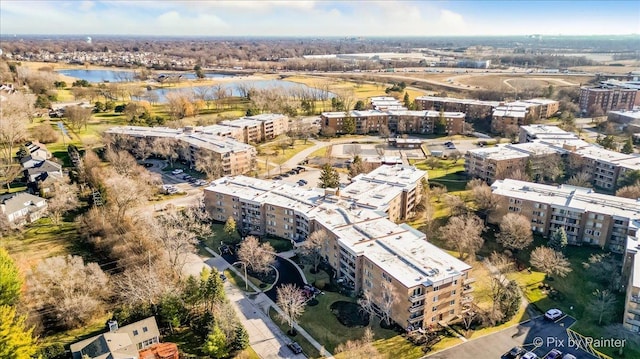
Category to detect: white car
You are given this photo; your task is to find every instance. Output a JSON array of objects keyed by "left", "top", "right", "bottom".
[
  {"left": 545, "top": 308, "right": 563, "bottom": 321},
  {"left": 522, "top": 352, "right": 538, "bottom": 359},
  {"left": 171, "top": 169, "right": 183, "bottom": 175}
]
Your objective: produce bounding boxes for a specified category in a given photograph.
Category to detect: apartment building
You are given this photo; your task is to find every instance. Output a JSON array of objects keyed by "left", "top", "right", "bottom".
[
  {"left": 623, "top": 224, "right": 640, "bottom": 333},
  {"left": 608, "top": 109, "right": 640, "bottom": 132},
  {"left": 491, "top": 179, "right": 640, "bottom": 253},
  {"left": 247, "top": 113, "right": 290, "bottom": 141},
  {"left": 199, "top": 124, "right": 245, "bottom": 142},
  {"left": 523, "top": 98, "right": 560, "bottom": 119},
  {"left": 204, "top": 166, "right": 473, "bottom": 331},
  {"left": 415, "top": 96, "right": 499, "bottom": 120},
  {"left": 220, "top": 119, "right": 262, "bottom": 144},
  {"left": 491, "top": 101, "right": 542, "bottom": 134},
  {"left": 519, "top": 125, "right": 578, "bottom": 143},
  {"left": 342, "top": 165, "right": 428, "bottom": 222},
  {"left": 105, "top": 126, "right": 256, "bottom": 176},
  {"left": 320, "top": 109, "right": 466, "bottom": 135},
  {"left": 370, "top": 96, "right": 407, "bottom": 111},
  {"left": 465, "top": 136, "right": 640, "bottom": 190},
  {"left": 464, "top": 142, "right": 564, "bottom": 183},
  {"left": 579, "top": 86, "right": 639, "bottom": 114}
]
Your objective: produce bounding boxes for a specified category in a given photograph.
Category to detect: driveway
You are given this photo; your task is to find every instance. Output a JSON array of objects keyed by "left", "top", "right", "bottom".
[{"left": 427, "top": 316, "right": 599, "bottom": 359}]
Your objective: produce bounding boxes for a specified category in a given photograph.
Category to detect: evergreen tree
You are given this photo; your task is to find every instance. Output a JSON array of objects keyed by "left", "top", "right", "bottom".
[
  {"left": 342, "top": 116, "right": 355, "bottom": 135},
  {"left": 224, "top": 216, "right": 237, "bottom": 238},
  {"left": 0, "top": 305, "right": 37, "bottom": 359},
  {"left": 319, "top": 163, "right": 340, "bottom": 188},
  {"left": 403, "top": 92, "right": 411, "bottom": 108},
  {"left": 202, "top": 325, "right": 229, "bottom": 358},
  {"left": 230, "top": 325, "right": 249, "bottom": 352},
  {"left": 548, "top": 227, "right": 568, "bottom": 252},
  {"left": 353, "top": 100, "right": 365, "bottom": 111},
  {"left": 621, "top": 137, "right": 634, "bottom": 154},
  {"left": 0, "top": 248, "right": 22, "bottom": 307}
]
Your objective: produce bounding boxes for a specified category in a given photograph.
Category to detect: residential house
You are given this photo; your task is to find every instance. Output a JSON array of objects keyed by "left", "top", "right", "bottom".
[
  {"left": 25, "top": 160, "right": 63, "bottom": 183},
  {"left": 70, "top": 317, "right": 163, "bottom": 359},
  {"left": 1, "top": 192, "right": 47, "bottom": 225}
]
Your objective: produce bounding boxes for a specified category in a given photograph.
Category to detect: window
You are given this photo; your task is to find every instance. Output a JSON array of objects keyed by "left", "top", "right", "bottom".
[
  {"left": 133, "top": 330, "right": 139, "bottom": 336},
  {"left": 433, "top": 295, "right": 438, "bottom": 302},
  {"left": 143, "top": 326, "right": 148, "bottom": 333},
  {"left": 450, "top": 300, "right": 455, "bottom": 306},
  {"left": 432, "top": 306, "right": 437, "bottom": 312}
]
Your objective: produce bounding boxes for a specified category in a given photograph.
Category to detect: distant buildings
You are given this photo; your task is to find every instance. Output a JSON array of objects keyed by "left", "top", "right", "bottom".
[
  {"left": 205, "top": 165, "right": 474, "bottom": 331},
  {"left": 370, "top": 96, "right": 407, "bottom": 111},
  {"left": 415, "top": 96, "right": 558, "bottom": 133},
  {"left": 491, "top": 179, "right": 640, "bottom": 253},
  {"left": 320, "top": 109, "right": 466, "bottom": 135},
  {"left": 465, "top": 128, "right": 640, "bottom": 190},
  {"left": 608, "top": 109, "right": 640, "bottom": 132},
  {"left": 105, "top": 126, "right": 256, "bottom": 177},
  {"left": 579, "top": 81, "right": 640, "bottom": 115}
]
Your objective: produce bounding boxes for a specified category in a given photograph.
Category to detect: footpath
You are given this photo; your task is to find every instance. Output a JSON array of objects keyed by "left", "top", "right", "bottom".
[{"left": 183, "top": 247, "right": 333, "bottom": 359}]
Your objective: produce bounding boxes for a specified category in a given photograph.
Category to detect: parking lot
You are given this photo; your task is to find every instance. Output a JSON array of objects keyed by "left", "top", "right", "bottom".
[
  {"left": 428, "top": 316, "right": 599, "bottom": 359},
  {"left": 267, "top": 166, "right": 349, "bottom": 189}
]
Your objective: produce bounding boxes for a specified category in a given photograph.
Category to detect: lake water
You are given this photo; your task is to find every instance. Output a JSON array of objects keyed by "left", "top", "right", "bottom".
[
  {"left": 139, "top": 80, "right": 332, "bottom": 103},
  {"left": 57, "top": 69, "right": 232, "bottom": 83}
]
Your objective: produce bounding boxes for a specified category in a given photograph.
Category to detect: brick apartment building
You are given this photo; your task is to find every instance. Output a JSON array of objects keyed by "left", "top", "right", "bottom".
[
  {"left": 105, "top": 126, "right": 256, "bottom": 176},
  {"left": 414, "top": 96, "right": 499, "bottom": 120},
  {"left": 579, "top": 84, "right": 640, "bottom": 115},
  {"left": 204, "top": 165, "right": 475, "bottom": 330},
  {"left": 320, "top": 109, "right": 466, "bottom": 135},
  {"left": 465, "top": 128, "right": 640, "bottom": 190}
]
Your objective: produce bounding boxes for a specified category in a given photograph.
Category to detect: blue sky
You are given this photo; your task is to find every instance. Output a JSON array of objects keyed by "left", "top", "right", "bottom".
[{"left": 1, "top": 1, "right": 638, "bottom": 36}]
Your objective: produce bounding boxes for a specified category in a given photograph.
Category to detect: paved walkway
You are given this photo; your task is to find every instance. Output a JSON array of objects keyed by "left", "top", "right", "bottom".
[{"left": 183, "top": 248, "right": 333, "bottom": 358}]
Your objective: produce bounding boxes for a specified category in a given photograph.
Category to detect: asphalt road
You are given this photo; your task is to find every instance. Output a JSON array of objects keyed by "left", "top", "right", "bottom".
[{"left": 427, "top": 316, "right": 598, "bottom": 359}]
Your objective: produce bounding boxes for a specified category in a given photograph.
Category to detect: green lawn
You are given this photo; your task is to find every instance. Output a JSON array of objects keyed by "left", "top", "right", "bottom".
[
  {"left": 292, "top": 291, "right": 420, "bottom": 357},
  {"left": 201, "top": 223, "right": 241, "bottom": 254},
  {"left": 165, "top": 327, "right": 259, "bottom": 359},
  {"left": 38, "top": 314, "right": 112, "bottom": 349},
  {"left": 268, "top": 307, "right": 323, "bottom": 359},
  {"left": 258, "top": 139, "right": 315, "bottom": 166}
]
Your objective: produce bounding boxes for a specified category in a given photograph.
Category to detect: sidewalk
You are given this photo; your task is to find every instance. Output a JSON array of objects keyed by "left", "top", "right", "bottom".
[{"left": 185, "top": 247, "right": 333, "bottom": 358}]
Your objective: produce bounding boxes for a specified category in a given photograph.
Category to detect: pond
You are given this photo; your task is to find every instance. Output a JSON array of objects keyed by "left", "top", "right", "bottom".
[
  {"left": 57, "top": 69, "right": 232, "bottom": 83},
  {"left": 137, "top": 79, "right": 333, "bottom": 103}
]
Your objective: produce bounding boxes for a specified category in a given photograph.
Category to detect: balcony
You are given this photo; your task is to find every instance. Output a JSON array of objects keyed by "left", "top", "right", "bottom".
[
  {"left": 408, "top": 314, "right": 424, "bottom": 323},
  {"left": 631, "top": 295, "right": 640, "bottom": 304},
  {"left": 461, "top": 295, "right": 474, "bottom": 303},
  {"left": 463, "top": 277, "right": 476, "bottom": 285},
  {"left": 409, "top": 293, "right": 426, "bottom": 302},
  {"left": 409, "top": 304, "right": 424, "bottom": 313},
  {"left": 462, "top": 285, "right": 474, "bottom": 294}
]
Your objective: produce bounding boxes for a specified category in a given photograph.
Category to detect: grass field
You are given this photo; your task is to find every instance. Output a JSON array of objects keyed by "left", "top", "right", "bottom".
[{"left": 257, "top": 139, "right": 315, "bottom": 166}]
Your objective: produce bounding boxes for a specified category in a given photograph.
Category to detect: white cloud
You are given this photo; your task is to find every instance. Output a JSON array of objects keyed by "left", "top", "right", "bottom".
[{"left": 79, "top": 1, "right": 95, "bottom": 12}]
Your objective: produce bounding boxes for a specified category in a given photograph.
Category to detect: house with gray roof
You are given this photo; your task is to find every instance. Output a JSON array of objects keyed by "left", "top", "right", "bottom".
[
  {"left": 25, "top": 160, "right": 63, "bottom": 183},
  {"left": 70, "top": 317, "right": 161, "bottom": 359},
  {"left": 0, "top": 192, "right": 47, "bottom": 225}
]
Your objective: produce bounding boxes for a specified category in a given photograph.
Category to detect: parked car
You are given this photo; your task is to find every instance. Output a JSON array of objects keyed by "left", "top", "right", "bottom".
[
  {"left": 171, "top": 169, "right": 183, "bottom": 175},
  {"left": 298, "top": 179, "right": 308, "bottom": 185},
  {"left": 182, "top": 174, "right": 191, "bottom": 180},
  {"left": 296, "top": 166, "right": 306, "bottom": 172},
  {"left": 281, "top": 173, "right": 290, "bottom": 177},
  {"left": 521, "top": 352, "right": 538, "bottom": 359},
  {"left": 545, "top": 308, "right": 563, "bottom": 321},
  {"left": 219, "top": 272, "right": 227, "bottom": 282},
  {"left": 273, "top": 176, "right": 282, "bottom": 180},
  {"left": 287, "top": 170, "right": 296, "bottom": 175},
  {"left": 504, "top": 346, "right": 525, "bottom": 358},
  {"left": 287, "top": 342, "right": 303, "bottom": 354},
  {"left": 547, "top": 349, "right": 563, "bottom": 359}
]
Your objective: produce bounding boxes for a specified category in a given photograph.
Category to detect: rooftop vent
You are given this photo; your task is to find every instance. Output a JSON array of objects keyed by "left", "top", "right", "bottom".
[{"left": 108, "top": 320, "right": 118, "bottom": 333}]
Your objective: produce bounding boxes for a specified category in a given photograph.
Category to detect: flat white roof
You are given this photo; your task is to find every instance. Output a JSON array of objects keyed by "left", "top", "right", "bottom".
[
  {"left": 524, "top": 98, "right": 559, "bottom": 106},
  {"left": 181, "top": 134, "right": 254, "bottom": 154},
  {"left": 609, "top": 110, "right": 640, "bottom": 120},
  {"left": 415, "top": 96, "right": 500, "bottom": 107},
  {"left": 492, "top": 179, "right": 640, "bottom": 219},
  {"left": 247, "top": 113, "right": 287, "bottom": 122},
  {"left": 221, "top": 119, "right": 262, "bottom": 128}
]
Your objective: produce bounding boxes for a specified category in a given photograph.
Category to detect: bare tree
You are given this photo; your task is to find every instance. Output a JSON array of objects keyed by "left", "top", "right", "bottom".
[
  {"left": 103, "top": 171, "right": 149, "bottom": 221},
  {"left": 31, "top": 123, "right": 60, "bottom": 144},
  {"left": 335, "top": 328, "right": 382, "bottom": 359},
  {"left": 0, "top": 161, "right": 22, "bottom": 191},
  {"left": 65, "top": 105, "right": 93, "bottom": 131},
  {"left": 151, "top": 205, "right": 212, "bottom": 276},
  {"left": 425, "top": 156, "right": 440, "bottom": 170},
  {"left": 237, "top": 236, "right": 275, "bottom": 275},
  {"left": 0, "top": 92, "right": 33, "bottom": 162},
  {"left": 588, "top": 289, "right": 617, "bottom": 326},
  {"left": 115, "top": 265, "right": 176, "bottom": 306},
  {"left": 444, "top": 194, "right": 468, "bottom": 217},
  {"left": 379, "top": 280, "right": 398, "bottom": 326},
  {"left": 357, "top": 291, "right": 376, "bottom": 323},
  {"left": 154, "top": 138, "right": 180, "bottom": 168},
  {"left": 276, "top": 284, "right": 306, "bottom": 335},
  {"left": 566, "top": 171, "right": 593, "bottom": 188},
  {"left": 46, "top": 177, "right": 79, "bottom": 224},
  {"left": 299, "top": 229, "right": 326, "bottom": 273},
  {"left": 430, "top": 186, "right": 447, "bottom": 203},
  {"left": 439, "top": 214, "right": 485, "bottom": 259},
  {"left": 469, "top": 181, "right": 500, "bottom": 220},
  {"left": 616, "top": 185, "right": 640, "bottom": 199},
  {"left": 497, "top": 213, "right": 533, "bottom": 252},
  {"left": 449, "top": 150, "right": 462, "bottom": 164},
  {"left": 530, "top": 246, "right": 572, "bottom": 279},
  {"left": 194, "top": 151, "right": 223, "bottom": 180},
  {"left": 105, "top": 148, "right": 139, "bottom": 177},
  {"left": 28, "top": 255, "right": 109, "bottom": 329}
]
